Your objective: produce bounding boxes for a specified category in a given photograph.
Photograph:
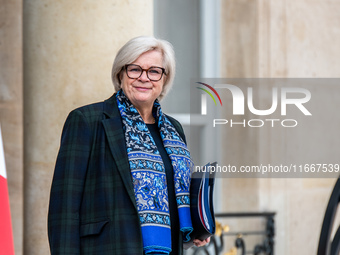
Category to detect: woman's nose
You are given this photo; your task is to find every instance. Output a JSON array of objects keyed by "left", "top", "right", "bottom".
[{"left": 138, "top": 70, "right": 150, "bottom": 82}]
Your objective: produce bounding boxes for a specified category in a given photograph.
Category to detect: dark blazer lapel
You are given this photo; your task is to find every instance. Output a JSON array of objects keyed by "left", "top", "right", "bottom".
[{"left": 102, "top": 94, "right": 137, "bottom": 210}]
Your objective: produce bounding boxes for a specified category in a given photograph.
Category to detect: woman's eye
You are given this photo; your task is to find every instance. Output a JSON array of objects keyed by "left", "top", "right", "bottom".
[
  {"left": 130, "top": 68, "right": 141, "bottom": 72},
  {"left": 149, "top": 69, "right": 161, "bottom": 74}
]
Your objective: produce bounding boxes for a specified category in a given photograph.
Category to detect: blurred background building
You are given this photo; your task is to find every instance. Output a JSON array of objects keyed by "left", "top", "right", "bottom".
[{"left": 1, "top": 0, "right": 340, "bottom": 254}]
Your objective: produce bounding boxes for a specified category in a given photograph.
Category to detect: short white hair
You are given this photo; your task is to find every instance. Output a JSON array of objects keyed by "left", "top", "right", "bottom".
[{"left": 111, "top": 36, "right": 176, "bottom": 100}]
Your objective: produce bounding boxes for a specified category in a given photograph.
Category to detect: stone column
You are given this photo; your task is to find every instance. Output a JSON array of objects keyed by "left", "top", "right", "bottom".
[
  {"left": 0, "top": 0, "right": 24, "bottom": 254},
  {"left": 23, "top": 1, "right": 153, "bottom": 254}
]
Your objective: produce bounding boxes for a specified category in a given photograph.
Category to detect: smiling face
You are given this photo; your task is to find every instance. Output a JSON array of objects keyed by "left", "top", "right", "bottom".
[{"left": 121, "top": 50, "right": 165, "bottom": 113}]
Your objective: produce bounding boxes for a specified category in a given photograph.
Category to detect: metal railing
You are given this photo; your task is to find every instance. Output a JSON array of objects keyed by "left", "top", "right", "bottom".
[
  {"left": 187, "top": 212, "right": 275, "bottom": 255},
  {"left": 317, "top": 178, "right": 340, "bottom": 255}
]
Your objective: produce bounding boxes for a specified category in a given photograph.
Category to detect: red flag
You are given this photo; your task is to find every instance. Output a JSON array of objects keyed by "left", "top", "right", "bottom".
[{"left": 0, "top": 126, "right": 15, "bottom": 255}]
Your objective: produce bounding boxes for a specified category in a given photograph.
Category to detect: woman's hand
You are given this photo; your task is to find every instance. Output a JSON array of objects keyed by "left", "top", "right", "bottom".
[{"left": 193, "top": 237, "right": 211, "bottom": 247}]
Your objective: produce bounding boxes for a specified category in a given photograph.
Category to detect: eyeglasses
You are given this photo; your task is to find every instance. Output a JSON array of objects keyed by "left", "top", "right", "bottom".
[{"left": 125, "top": 64, "right": 166, "bottom": 82}]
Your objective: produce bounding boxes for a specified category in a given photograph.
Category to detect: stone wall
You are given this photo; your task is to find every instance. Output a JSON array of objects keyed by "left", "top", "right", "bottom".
[
  {"left": 219, "top": 1, "right": 340, "bottom": 254},
  {"left": 0, "top": 0, "right": 23, "bottom": 254}
]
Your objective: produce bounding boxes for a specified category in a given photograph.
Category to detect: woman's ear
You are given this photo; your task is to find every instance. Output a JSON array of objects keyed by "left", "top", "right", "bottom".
[{"left": 117, "top": 71, "right": 124, "bottom": 85}]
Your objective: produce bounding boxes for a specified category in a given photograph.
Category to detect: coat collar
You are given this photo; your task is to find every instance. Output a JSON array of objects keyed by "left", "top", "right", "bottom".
[
  {"left": 103, "top": 93, "right": 120, "bottom": 118},
  {"left": 102, "top": 93, "right": 137, "bottom": 210}
]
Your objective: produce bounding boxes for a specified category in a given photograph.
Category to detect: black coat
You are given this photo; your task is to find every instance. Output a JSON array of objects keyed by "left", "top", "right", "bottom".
[{"left": 48, "top": 94, "right": 186, "bottom": 255}]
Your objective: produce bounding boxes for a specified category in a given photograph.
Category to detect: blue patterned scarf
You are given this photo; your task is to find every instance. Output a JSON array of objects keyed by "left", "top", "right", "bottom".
[{"left": 116, "top": 90, "right": 193, "bottom": 254}]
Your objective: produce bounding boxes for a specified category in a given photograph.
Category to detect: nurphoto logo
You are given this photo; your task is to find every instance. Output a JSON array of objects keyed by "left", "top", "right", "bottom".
[{"left": 196, "top": 82, "right": 312, "bottom": 128}]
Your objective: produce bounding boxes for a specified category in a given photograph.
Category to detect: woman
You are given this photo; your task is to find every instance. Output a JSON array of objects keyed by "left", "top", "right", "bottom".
[{"left": 48, "top": 36, "right": 209, "bottom": 255}]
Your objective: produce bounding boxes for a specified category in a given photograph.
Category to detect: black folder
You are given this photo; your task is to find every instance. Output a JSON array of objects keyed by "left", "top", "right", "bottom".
[{"left": 184, "top": 162, "right": 216, "bottom": 249}]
